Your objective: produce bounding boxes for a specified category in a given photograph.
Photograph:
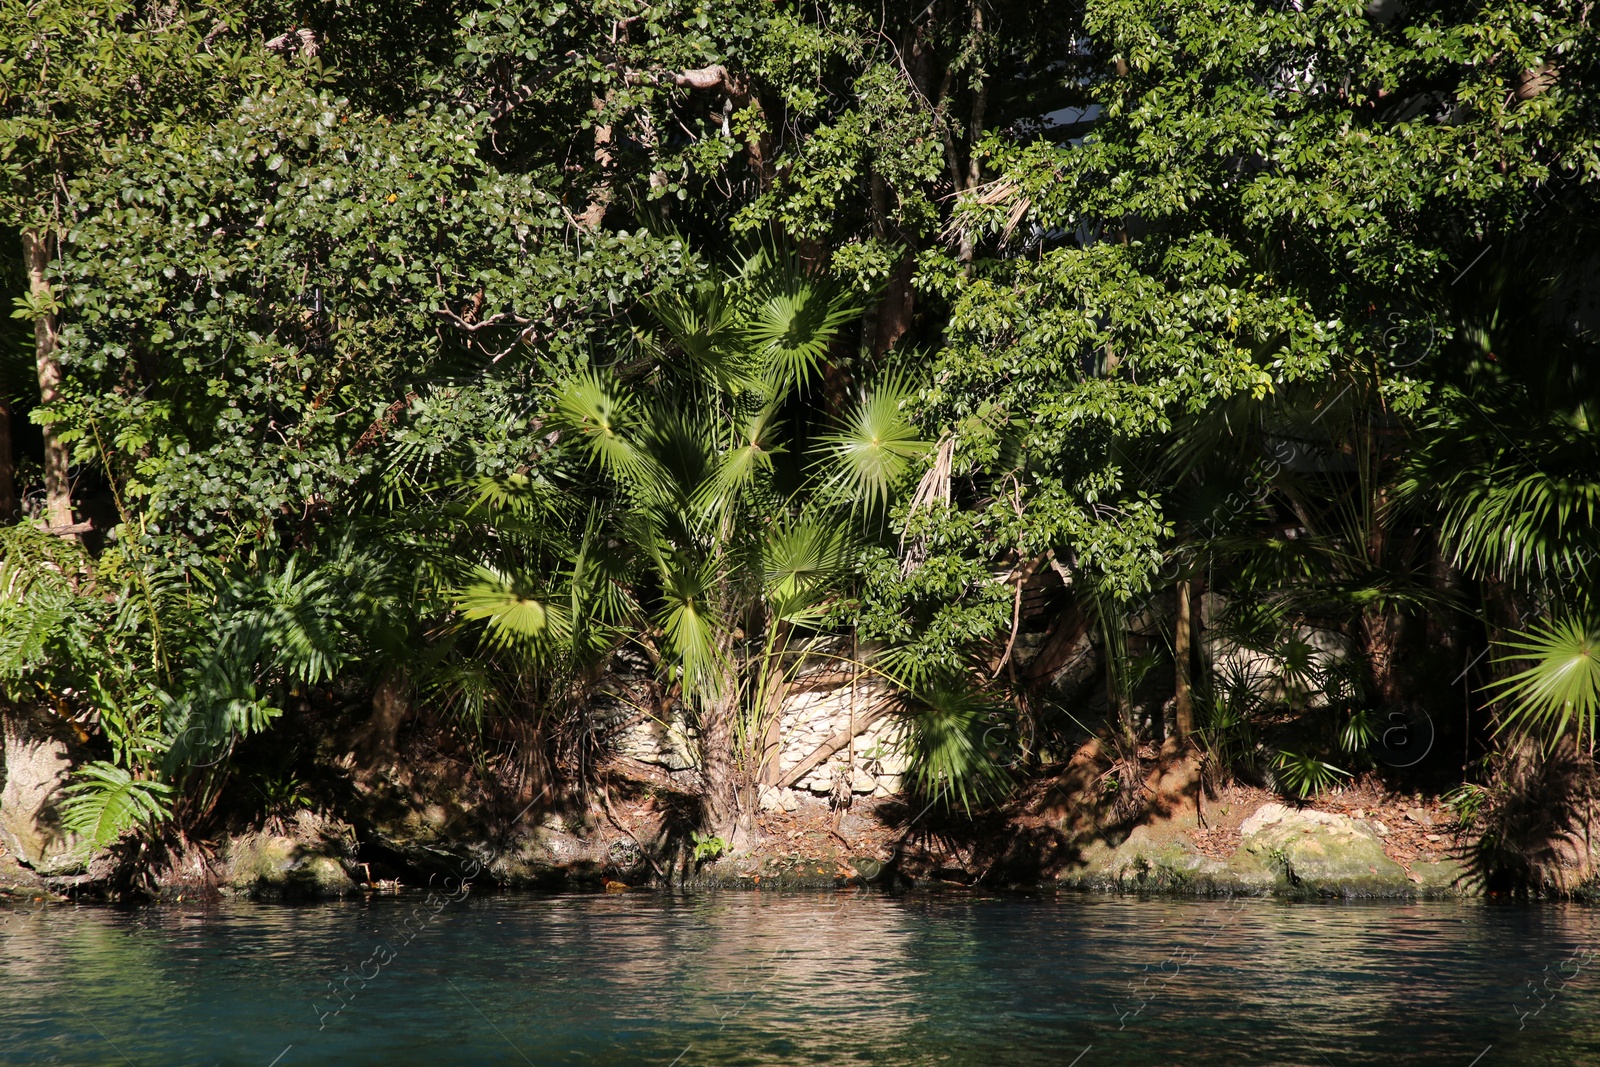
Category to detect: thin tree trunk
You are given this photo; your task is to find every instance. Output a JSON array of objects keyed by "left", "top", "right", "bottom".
[
  {"left": 0, "top": 395, "right": 14, "bottom": 519},
  {"left": 754, "top": 620, "right": 800, "bottom": 787},
  {"left": 873, "top": 254, "right": 917, "bottom": 355},
  {"left": 1174, "top": 576, "right": 1195, "bottom": 738},
  {"left": 956, "top": 3, "right": 987, "bottom": 267},
  {"left": 353, "top": 667, "right": 411, "bottom": 766},
  {"left": 1362, "top": 609, "right": 1405, "bottom": 706},
  {"left": 21, "top": 230, "right": 72, "bottom": 529}
]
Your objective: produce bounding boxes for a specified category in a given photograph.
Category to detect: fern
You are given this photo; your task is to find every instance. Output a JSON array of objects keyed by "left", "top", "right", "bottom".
[{"left": 61, "top": 761, "right": 175, "bottom": 850}]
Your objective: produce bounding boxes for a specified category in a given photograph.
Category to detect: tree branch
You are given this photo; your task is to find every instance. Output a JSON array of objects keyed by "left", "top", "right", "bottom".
[{"left": 776, "top": 695, "right": 896, "bottom": 790}]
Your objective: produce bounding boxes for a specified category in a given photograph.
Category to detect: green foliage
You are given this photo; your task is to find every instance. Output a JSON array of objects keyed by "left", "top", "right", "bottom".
[
  {"left": 1488, "top": 618, "right": 1600, "bottom": 748},
  {"left": 3, "top": 0, "right": 1600, "bottom": 866},
  {"left": 898, "top": 681, "right": 1010, "bottom": 811},
  {"left": 820, "top": 376, "right": 930, "bottom": 515},
  {"left": 61, "top": 761, "right": 175, "bottom": 851},
  {"left": 689, "top": 831, "right": 727, "bottom": 863},
  {"left": 1270, "top": 750, "right": 1350, "bottom": 802}
]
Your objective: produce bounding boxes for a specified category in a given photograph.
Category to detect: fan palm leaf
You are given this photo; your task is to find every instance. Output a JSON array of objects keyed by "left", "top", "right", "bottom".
[
  {"left": 656, "top": 558, "right": 728, "bottom": 698},
  {"left": 1487, "top": 617, "right": 1600, "bottom": 748},
  {"left": 899, "top": 681, "right": 1011, "bottom": 811},
  {"left": 552, "top": 371, "right": 660, "bottom": 485},
  {"left": 738, "top": 250, "right": 861, "bottom": 396},
  {"left": 695, "top": 406, "right": 783, "bottom": 523},
  {"left": 457, "top": 565, "right": 575, "bottom": 653},
  {"left": 819, "top": 376, "right": 930, "bottom": 514},
  {"left": 761, "top": 517, "right": 855, "bottom": 621}
]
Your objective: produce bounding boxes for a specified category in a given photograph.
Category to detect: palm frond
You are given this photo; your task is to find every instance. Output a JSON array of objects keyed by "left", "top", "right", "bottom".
[
  {"left": 1271, "top": 749, "right": 1349, "bottom": 799},
  {"left": 761, "top": 517, "right": 855, "bottom": 621},
  {"left": 1486, "top": 617, "right": 1600, "bottom": 747},
  {"left": 738, "top": 251, "right": 861, "bottom": 397},
  {"left": 818, "top": 376, "right": 930, "bottom": 514},
  {"left": 551, "top": 371, "right": 659, "bottom": 484},
  {"left": 457, "top": 565, "right": 575, "bottom": 653},
  {"left": 898, "top": 681, "right": 1010, "bottom": 811},
  {"left": 656, "top": 558, "right": 728, "bottom": 698},
  {"left": 644, "top": 281, "right": 756, "bottom": 393},
  {"left": 695, "top": 406, "right": 783, "bottom": 521}
]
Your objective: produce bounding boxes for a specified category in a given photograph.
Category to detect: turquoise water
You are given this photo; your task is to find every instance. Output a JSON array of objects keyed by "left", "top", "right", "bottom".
[{"left": 4, "top": 891, "right": 1600, "bottom": 1066}]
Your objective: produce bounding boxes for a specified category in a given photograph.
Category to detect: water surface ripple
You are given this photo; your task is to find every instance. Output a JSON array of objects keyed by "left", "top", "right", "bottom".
[{"left": 3, "top": 892, "right": 1598, "bottom": 1065}]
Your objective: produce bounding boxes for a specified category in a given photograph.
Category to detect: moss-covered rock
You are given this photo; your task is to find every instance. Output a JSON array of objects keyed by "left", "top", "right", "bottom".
[
  {"left": 1410, "top": 858, "right": 1471, "bottom": 898},
  {"left": 221, "top": 815, "right": 359, "bottom": 899},
  {"left": 1061, "top": 823, "right": 1273, "bottom": 895},
  {"left": 1237, "top": 803, "right": 1409, "bottom": 898}
]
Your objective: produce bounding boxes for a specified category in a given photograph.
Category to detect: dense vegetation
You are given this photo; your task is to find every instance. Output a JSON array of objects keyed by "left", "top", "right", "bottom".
[{"left": 2, "top": 0, "right": 1597, "bottom": 881}]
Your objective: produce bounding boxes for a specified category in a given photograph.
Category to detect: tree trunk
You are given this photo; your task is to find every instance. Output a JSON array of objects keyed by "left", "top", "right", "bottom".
[
  {"left": 1173, "top": 576, "right": 1196, "bottom": 738},
  {"left": 873, "top": 254, "right": 917, "bottom": 355},
  {"left": 698, "top": 682, "right": 752, "bottom": 850},
  {"left": 755, "top": 622, "right": 794, "bottom": 786},
  {"left": 956, "top": 3, "right": 987, "bottom": 267},
  {"left": 1361, "top": 608, "right": 1405, "bottom": 706},
  {"left": 0, "top": 395, "right": 15, "bottom": 519},
  {"left": 21, "top": 230, "right": 72, "bottom": 529},
  {"left": 353, "top": 667, "right": 411, "bottom": 766}
]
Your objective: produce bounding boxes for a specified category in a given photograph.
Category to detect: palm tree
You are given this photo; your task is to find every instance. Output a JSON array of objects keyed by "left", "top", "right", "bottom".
[
  {"left": 460, "top": 249, "right": 928, "bottom": 846},
  {"left": 1397, "top": 225, "right": 1600, "bottom": 750}
]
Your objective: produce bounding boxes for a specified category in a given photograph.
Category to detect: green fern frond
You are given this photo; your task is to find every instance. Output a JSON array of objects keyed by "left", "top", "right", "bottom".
[{"left": 61, "top": 761, "right": 175, "bottom": 850}]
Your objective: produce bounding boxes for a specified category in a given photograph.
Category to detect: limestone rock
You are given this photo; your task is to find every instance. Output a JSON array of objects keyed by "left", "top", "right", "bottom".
[
  {"left": 1063, "top": 822, "right": 1267, "bottom": 894},
  {"left": 1410, "top": 858, "right": 1469, "bottom": 896},
  {"left": 221, "top": 814, "right": 359, "bottom": 899},
  {"left": 757, "top": 786, "right": 800, "bottom": 813},
  {"left": 1238, "top": 803, "right": 1409, "bottom": 896}
]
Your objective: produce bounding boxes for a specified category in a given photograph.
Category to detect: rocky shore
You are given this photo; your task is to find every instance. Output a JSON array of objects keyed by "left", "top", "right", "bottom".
[{"left": 1, "top": 782, "right": 1479, "bottom": 905}]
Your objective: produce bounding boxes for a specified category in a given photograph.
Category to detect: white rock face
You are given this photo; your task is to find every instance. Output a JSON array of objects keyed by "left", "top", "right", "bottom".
[
  {"left": 609, "top": 675, "right": 908, "bottom": 798},
  {"left": 1240, "top": 802, "right": 1360, "bottom": 837}
]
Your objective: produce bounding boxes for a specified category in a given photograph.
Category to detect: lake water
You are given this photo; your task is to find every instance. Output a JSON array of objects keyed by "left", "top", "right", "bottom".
[{"left": 4, "top": 891, "right": 1599, "bottom": 1066}]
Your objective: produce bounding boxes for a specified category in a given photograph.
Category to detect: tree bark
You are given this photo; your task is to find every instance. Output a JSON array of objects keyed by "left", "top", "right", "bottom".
[
  {"left": 956, "top": 3, "right": 987, "bottom": 267},
  {"left": 1361, "top": 609, "right": 1405, "bottom": 706},
  {"left": 353, "top": 668, "right": 411, "bottom": 766},
  {"left": 21, "top": 230, "right": 72, "bottom": 529},
  {"left": 755, "top": 623, "right": 794, "bottom": 786},
  {"left": 698, "top": 683, "right": 752, "bottom": 850},
  {"left": 0, "top": 395, "right": 15, "bottom": 520},
  {"left": 1173, "top": 577, "right": 1196, "bottom": 738},
  {"left": 1361, "top": 481, "right": 1404, "bottom": 705},
  {"left": 873, "top": 254, "right": 917, "bottom": 355}
]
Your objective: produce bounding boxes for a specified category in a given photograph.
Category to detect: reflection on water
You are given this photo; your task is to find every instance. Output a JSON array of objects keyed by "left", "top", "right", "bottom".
[{"left": 3, "top": 891, "right": 1600, "bottom": 1066}]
